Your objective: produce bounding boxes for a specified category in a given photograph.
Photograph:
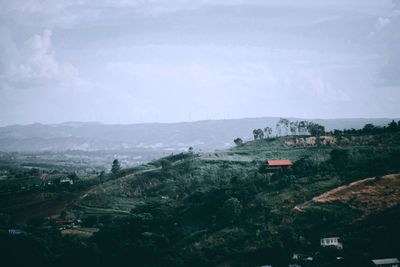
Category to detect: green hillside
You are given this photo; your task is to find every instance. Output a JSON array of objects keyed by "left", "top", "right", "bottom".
[
  {"left": 2, "top": 130, "right": 400, "bottom": 267},
  {"left": 68, "top": 132, "right": 400, "bottom": 267}
]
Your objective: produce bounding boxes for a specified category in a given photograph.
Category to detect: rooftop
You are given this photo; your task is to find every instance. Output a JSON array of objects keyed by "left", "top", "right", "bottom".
[
  {"left": 372, "top": 258, "right": 400, "bottom": 265},
  {"left": 267, "top": 160, "right": 293, "bottom": 166}
]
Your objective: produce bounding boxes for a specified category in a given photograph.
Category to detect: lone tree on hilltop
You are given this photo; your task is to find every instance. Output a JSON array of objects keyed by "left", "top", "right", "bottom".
[
  {"left": 253, "top": 129, "right": 264, "bottom": 140},
  {"left": 307, "top": 122, "right": 325, "bottom": 136},
  {"left": 234, "top": 138, "right": 243, "bottom": 146},
  {"left": 297, "top": 121, "right": 309, "bottom": 135},
  {"left": 111, "top": 159, "right": 121, "bottom": 175},
  {"left": 289, "top": 121, "right": 298, "bottom": 135},
  {"left": 264, "top": 127, "right": 272, "bottom": 139},
  {"left": 276, "top": 118, "right": 290, "bottom": 135}
]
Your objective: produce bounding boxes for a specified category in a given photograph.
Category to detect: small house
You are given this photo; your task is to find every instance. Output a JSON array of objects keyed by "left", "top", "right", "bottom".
[
  {"left": 372, "top": 258, "right": 400, "bottom": 267},
  {"left": 320, "top": 237, "right": 343, "bottom": 249},
  {"left": 60, "top": 178, "right": 74, "bottom": 185},
  {"left": 292, "top": 252, "right": 316, "bottom": 262},
  {"left": 8, "top": 229, "right": 27, "bottom": 236},
  {"left": 292, "top": 253, "right": 301, "bottom": 260},
  {"left": 266, "top": 160, "right": 293, "bottom": 171}
]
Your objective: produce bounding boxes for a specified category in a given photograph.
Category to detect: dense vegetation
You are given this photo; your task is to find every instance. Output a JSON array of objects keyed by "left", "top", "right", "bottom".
[{"left": 1, "top": 122, "right": 400, "bottom": 267}]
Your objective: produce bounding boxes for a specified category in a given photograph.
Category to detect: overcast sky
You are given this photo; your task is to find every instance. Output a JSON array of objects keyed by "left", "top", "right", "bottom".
[{"left": 0, "top": 0, "right": 399, "bottom": 126}]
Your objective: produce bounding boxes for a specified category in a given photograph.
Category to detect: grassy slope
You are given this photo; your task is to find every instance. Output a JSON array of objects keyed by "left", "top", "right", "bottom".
[
  {"left": 77, "top": 137, "right": 329, "bottom": 209},
  {"left": 307, "top": 174, "right": 400, "bottom": 217}
]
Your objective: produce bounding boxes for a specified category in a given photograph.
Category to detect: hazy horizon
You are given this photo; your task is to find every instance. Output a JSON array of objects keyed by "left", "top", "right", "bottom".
[
  {"left": 1, "top": 115, "right": 400, "bottom": 128},
  {"left": 0, "top": 116, "right": 400, "bottom": 127},
  {"left": 1, "top": 0, "right": 400, "bottom": 126}
]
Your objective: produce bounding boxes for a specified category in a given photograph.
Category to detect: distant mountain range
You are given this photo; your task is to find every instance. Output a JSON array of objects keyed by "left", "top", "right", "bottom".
[{"left": 0, "top": 117, "right": 397, "bottom": 152}]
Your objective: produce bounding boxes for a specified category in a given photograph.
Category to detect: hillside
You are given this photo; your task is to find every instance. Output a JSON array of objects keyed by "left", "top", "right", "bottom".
[
  {"left": 68, "top": 132, "right": 400, "bottom": 267},
  {"left": 307, "top": 174, "right": 400, "bottom": 217},
  {"left": 1, "top": 130, "right": 400, "bottom": 267}
]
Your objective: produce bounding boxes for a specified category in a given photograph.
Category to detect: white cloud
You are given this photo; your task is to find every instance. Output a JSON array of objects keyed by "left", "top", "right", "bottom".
[
  {"left": 369, "top": 0, "right": 400, "bottom": 37},
  {"left": 296, "top": 68, "right": 350, "bottom": 102},
  {"left": 1, "top": 29, "right": 81, "bottom": 90},
  {"left": 0, "top": 0, "right": 399, "bottom": 125},
  {"left": 0, "top": 0, "right": 80, "bottom": 27},
  {"left": 368, "top": 0, "right": 400, "bottom": 86},
  {"left": 106, "top": 60, "right": 279, "bottom": 92},
  {"left": 107, "top": 62, "right": 179, "bottom": 79}
]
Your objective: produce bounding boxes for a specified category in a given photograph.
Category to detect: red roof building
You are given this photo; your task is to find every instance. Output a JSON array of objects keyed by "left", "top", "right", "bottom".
[{"left": 266, "top": 160, "right": 293, "bottom": 167}]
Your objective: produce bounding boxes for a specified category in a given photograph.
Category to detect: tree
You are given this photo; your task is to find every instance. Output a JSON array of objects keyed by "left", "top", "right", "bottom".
[
  {"left": 362, "top": 123, "right": 378, "bottom": 133},
  {"left": 297, "top": 121, "right": 310, "bottom": 135},
  {"left": 289, "top": 121, "right": 298, "bottom": 135},
  {"left": 278, "top": 118, "right": 290, "bottom": 135},
  {"left": 333, "top": 129, "right": 343, "bottom": 135},
  {"left": 234, "top": 138, "right": 243, "bottom": 146},
  {"left": 330, "top": 148, "right": 349, "bottom": 170},
  {"left": 258, "top": 162, "right": 271, "bottom": 183},
  {"left": 307, "top": 122, "right": 325, "bottom": 136},
  {"left": 161, "top": 159, "right": 172, "bottom": 170},
  {"left": 388, "top": 120, "right": 398, "bottom": 132},
  {"left": 68, "top": 172, "right": 79, "bottom": 182},
  {"left": 99, "top": 171, "right": 105, "bottom": 183},
  {"left": 264, "top": 127, "right": 272, "bottom": 139},
  {"left": 220, "top": 197, "right": 242, "bottom": 224},
  {"left": 253, "top": 129, "right": 264, "bottom": 140},
  {"left": 111, "top": 159, "right": 121, "bottom": 175},
  {"left": 60, "top": 210, "right": 67, "bottom": 219}
]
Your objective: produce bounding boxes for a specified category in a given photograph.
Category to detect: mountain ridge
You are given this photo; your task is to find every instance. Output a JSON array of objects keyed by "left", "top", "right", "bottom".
[{"left": 0, "top": 117, "right": 397, "bottom": 152}]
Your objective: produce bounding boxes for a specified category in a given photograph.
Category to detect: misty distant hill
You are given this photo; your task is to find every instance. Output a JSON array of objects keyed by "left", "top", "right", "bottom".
[{"left": 0, "top": 117, "right": 397, "bottom": 152}]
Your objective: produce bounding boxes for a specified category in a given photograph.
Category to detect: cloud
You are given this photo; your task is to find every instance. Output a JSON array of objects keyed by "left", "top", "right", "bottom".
[
  {"left": 106, "top": 60, "right": 278, "bottom": 90},
  {"left": 1, "top": 29, "right": 80, "bottom": 90},
  {"left": 0, "top": 0, "right": 399, "bottom": 125},
  {"left": 0, "top": 0, "right": 80, "bottom": 28},
  {"left": 107, "top": 62, "right": 179, "bottom": 79},
  {"left": 369, "top": 0, "right": 400, "bottom": 37},
  {"left": 0, "top": 0, "right": 249, "bottom": 28},
  {"left": 368, "top": 0, "right": 400, "bottom": 86},
  {"left": 296, "top": 68, "right": 350, "bottom": 102}
]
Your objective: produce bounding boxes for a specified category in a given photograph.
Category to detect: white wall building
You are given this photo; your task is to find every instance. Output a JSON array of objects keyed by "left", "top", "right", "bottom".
[
  {"left": 320, "top": 237, "right": 343, "bottom": 249},
  {"left": 60, "top": 178, "right": 74, "bottom": 185},
  {"left": 372, "top": 258, "right": 400, "bottom": 267}
]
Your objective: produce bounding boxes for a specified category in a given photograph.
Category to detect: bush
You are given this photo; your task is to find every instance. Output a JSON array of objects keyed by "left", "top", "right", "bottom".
[{"left": 219, "top": 197, "right": 243, "bottom": 224}]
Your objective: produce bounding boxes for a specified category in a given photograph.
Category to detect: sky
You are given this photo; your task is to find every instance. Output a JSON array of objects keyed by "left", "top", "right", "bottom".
[{"left": 0, "top": 0, "right": 399, "bottom": 126}]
